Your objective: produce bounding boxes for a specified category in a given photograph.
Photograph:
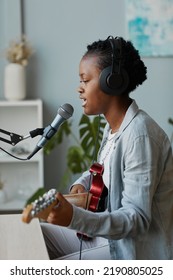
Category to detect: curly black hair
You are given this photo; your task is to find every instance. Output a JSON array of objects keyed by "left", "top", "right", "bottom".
[{"left": 83, "top": 36, "right": 147, "bottom": 95}]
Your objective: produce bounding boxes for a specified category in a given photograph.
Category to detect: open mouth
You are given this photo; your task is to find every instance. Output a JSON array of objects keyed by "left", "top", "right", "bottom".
[{"left": 81, "top": 98, "right": 87, "bottom": 107}]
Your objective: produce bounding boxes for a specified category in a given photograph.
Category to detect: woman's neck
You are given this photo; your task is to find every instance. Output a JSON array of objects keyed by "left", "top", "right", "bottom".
[{"left": 104, "top": 97, "right": 132, "bottom": 133}]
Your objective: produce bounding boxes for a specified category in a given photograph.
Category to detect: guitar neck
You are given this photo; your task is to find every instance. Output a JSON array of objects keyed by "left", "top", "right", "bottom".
[
  {"left": 22, "top": 191, "right": 92, "bottom": 224},
  {"left": 64, "top": 192, "right": 92, "bottom": 208},
  {"left": 22, "top": 162, "right": 106, "bottom": 224}
]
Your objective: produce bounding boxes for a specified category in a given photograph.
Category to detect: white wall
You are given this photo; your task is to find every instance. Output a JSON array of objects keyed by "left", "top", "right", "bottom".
[{"left": 0, "top": 0, "right": 173, "bottom": 189}]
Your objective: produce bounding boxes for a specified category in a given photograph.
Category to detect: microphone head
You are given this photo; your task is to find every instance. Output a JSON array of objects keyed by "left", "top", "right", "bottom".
[{"left": 58, "top": 103, "right": 74, "bottom": 120}]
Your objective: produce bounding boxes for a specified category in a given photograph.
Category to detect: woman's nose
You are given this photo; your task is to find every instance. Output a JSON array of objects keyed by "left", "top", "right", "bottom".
[{"left": 77, "top": 85, "right": 84, "bottom": 94}]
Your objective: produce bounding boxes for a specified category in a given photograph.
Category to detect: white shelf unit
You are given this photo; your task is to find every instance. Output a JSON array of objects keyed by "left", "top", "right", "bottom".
[{"left": 0, "top": 99, "right": 44, "bottom": 212}]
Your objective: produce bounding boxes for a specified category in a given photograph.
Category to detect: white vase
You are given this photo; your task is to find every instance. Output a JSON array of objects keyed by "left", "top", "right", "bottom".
[{"left": 4, "top": 63, "right": 26, "bottom": 100}]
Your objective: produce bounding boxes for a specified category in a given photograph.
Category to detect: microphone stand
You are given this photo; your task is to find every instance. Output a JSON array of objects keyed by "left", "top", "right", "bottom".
[
  {"left": 0, "top": 128, "right": 26, "bottom": 146},
  {"left": 0, "top": 128, "right": 44, "bottom": 160},
  {"left": 0, "top": 128, "right": 44, "bottom": 146}
]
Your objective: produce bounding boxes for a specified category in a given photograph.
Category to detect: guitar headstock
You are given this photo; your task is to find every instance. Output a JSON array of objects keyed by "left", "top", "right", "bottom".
[{"left": 22, "top": 189, "right": 58, "bottom": 223}]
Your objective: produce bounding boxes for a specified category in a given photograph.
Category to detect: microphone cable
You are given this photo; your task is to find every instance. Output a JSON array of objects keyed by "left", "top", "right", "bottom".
[{"left": 0, "top": 147, "right": 28, "bottom": 161}]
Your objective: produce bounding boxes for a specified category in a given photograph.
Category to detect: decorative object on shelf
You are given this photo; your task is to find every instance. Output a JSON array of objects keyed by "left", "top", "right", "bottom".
[
  {"left": 4, "top": 36, "right": 33, "bottom": 101},
  {"left": 4, "top": 63, "right": 26, "bottom": 101},
  {"left": 17, "top": 171, "right": 36, "bottom": 201}
]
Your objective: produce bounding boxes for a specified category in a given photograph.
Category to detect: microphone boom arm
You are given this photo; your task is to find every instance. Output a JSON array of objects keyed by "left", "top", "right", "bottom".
[
  {"left": 0, "top": 128, "right": 44, "bottom": 146},
  {"left": 0, "top": 128, "right": 24, "bottom": 146}
]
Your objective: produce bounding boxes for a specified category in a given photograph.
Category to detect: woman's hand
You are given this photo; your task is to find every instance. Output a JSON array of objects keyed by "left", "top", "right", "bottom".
[
  {"left": 70, "top": 184, "right": 86, "bottom": 194},
  {"left": 47, "top": 192, "right": 73, "bottom": 227},
  {"left": 47, "top": 185, "right": 86, "bottom": 226}
]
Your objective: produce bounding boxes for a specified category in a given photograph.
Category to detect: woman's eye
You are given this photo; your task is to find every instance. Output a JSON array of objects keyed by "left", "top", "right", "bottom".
[{"left": 80, "top": 80, "right": 88, "bottom": 84}]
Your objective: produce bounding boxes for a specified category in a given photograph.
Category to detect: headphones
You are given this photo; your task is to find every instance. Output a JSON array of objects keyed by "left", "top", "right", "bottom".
[{"left": 99, "top": 36, "right": 129, "bottom": 96}]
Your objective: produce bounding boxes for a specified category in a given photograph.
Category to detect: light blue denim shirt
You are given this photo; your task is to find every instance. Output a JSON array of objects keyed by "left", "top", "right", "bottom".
[{"left": 69, "top": 100, "right": 173, "bottom": 259}]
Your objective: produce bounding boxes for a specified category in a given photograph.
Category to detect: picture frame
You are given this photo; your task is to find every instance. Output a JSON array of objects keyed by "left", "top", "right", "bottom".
[{"left": 126, "top": 0, "right": 173, "bottom": 57}]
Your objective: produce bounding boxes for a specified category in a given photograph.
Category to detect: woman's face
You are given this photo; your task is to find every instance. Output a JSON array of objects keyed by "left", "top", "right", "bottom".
[{"left": 77, "top": 55, "right": 112, "bottom": 116}]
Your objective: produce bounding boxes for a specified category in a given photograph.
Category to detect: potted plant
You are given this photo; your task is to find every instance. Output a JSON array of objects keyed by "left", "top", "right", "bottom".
[
  {"left": 25, "top": 114, "right": 106, "bottom": 205},
  {"left": 44, "top": 114, "right": 106, "bottom": 188}
]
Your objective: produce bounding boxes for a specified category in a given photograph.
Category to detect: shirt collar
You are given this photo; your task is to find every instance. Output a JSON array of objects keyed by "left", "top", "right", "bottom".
[
  {"left": 104, "top": 99, "right": 139, "bottom": 138},
  {"left": 118, "top": 99, "right": 139, "bottom": 134}
]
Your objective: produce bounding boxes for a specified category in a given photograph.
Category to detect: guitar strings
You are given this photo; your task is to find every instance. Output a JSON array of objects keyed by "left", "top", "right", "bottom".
[{"left": 78, "top": 114, "right": 101, "bottom": 260}]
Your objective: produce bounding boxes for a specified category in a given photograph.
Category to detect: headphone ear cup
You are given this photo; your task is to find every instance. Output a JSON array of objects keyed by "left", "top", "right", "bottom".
[{"left": 99, "top": 65, "right": 129, "bottom": 96}]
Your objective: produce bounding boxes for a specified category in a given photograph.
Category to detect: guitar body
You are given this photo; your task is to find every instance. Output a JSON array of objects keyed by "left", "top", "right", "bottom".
[
  {"left": 88, "top": 162, "right": 107, "bottom": 212},
  {"left": 22, "top": 163, "right": 107, "bottom": 224}
]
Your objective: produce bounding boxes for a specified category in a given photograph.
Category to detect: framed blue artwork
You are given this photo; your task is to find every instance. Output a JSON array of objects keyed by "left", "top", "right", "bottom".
[{"left": 126, "top": 0, "right": 173, "bottom": 57}]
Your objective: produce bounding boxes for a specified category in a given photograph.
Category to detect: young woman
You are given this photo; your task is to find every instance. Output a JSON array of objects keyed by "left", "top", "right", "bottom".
[{"left": 41, "top": 36, "right": 173, "bottom": 260}]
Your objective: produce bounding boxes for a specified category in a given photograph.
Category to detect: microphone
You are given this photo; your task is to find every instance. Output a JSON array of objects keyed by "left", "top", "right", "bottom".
[{"left": 27, "top": 103, "right": 74, "bottom": 159}]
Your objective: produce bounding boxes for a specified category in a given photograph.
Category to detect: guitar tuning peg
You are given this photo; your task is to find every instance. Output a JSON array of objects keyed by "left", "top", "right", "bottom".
[
  {"left": 48, "top": 188, "right": 56, "bottom": 196},
  {"left": 42, "top": 202, "right": 47, "bottom": 209},
  {"left": 31, "top": 210, "right": 36, "bottom": 217},
  {"left": 43, "top": 193, "right": 48, "bottom": 199},
  {"left": 34, "top": 199, "right": 40, "bottom": 206}
]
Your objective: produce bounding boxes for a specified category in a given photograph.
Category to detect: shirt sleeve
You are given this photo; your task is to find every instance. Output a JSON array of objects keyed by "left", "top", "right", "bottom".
[{"left": 69, "top": 170, "right": 91, "bottom": 191}]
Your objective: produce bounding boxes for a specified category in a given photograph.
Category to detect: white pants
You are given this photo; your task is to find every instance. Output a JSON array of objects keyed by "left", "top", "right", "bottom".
[{"left": 41, "top": 223, "right": 111, "bottom": 260}]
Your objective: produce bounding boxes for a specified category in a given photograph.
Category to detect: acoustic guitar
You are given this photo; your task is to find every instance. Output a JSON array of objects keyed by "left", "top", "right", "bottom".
[{"left": 22, "top": 162, "right": 108, "bottom": 224}]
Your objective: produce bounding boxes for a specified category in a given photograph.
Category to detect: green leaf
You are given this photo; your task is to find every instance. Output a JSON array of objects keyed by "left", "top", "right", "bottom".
[
  {"left": 44, "top": 120, "right": 72, "bottom": 155},
  {"left": 79, "top": 115, "right": 106, "bottom": 160},
  {"left": 67, "top": 146, "right": 90, "bottom": 173}
]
